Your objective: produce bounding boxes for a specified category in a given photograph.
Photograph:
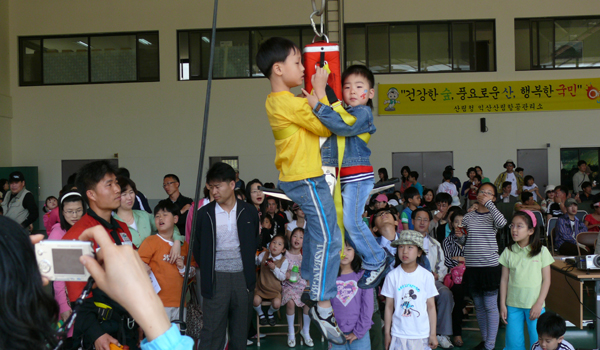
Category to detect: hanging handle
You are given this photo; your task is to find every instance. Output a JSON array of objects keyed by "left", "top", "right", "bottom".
[{"left": 309, "top": 0, "right": 327, "bottom": 40}]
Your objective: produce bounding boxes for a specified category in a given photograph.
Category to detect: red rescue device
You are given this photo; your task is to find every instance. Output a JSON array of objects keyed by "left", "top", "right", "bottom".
[{"left": 303, "top": 41, "right": 342, "bottom": 101}]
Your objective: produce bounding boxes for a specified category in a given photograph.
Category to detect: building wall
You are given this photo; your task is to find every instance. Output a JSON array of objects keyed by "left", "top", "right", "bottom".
[
  {"left": 5, "top": 0, "right": 600, "bottom": 202},
  {"left": 0, "top": 0, "right": 11, "bottom": 166}
]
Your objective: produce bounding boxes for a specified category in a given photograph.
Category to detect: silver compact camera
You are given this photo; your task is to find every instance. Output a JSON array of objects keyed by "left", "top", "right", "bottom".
[
  {"left": 35, "top": 240, "right": 94, "bottom": 281},
  {"left": 577, "top": 255, "right": 600, "bottom": 270}
]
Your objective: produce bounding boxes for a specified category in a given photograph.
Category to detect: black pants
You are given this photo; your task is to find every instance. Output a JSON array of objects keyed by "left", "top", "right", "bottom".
[
  {"left": 559, "top": 241, "right": 587, "bottom": 256},
  {"left": 200, "top": 271, "right": 251, "bottom": 350},
  {"left": 450, "top": 283, "right": 466, "bottom": 336}
]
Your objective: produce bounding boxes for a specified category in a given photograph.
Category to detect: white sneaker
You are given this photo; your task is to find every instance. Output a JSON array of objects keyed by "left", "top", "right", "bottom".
[
  {"left": 437, "top": 335, "right": 454, "bottom": 349},
  {"left": 247, "top": 339, "right": 253, "bottom": 346}
]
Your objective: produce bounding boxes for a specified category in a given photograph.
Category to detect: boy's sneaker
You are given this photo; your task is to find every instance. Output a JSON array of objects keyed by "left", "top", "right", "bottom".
[
  {"left": 357, "top": 255, "right": 394, "bottom": 289},
  {"left": 308, "top": 306, "right": 346, "bottom": 345},
  {"left": 267, "top": 314, "right": 276, "bottom": 326},
  {"left": 436, "top": 335, "right": 454, "bottom": 349},
  {"left": 300, "top": 287, "right": 315, "bottom": 308},
  {"left": 258, "top": 315, "right": 268, "bottom": 325}
]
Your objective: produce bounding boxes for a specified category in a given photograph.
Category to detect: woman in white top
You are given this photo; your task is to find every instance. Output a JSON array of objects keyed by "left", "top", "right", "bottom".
[{"left": 285, "top": 203, "right": 306, "bottom": 238}]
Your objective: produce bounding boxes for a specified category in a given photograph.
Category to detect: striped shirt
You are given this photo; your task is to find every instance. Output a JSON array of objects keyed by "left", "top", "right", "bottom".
[
  {"left": 462, "top": 200, "right": 507, "bottom": 267},
  {"left": 531, "top": 340, "right": 574, "bottom": 350},
  {"left": 442, "top": 234, "right": 465, "bottom": 269}
]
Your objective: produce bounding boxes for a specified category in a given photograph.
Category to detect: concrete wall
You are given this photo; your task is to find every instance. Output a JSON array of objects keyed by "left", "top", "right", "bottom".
[
  {"left": 0, "top": 0, "right": 11, "bottom": 166},
  {"left": 4, "top": 0, "right": 600, "bottom": 204}
]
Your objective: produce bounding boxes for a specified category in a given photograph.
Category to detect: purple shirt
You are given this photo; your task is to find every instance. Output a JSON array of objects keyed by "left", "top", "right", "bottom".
[{"left": 331, "top": 271, "right": 374, "bottom": 339}]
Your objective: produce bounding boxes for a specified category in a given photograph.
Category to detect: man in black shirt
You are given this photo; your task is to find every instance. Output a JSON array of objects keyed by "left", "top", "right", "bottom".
[
  {"left": 265, "top": 197, "right": 288, "bottom": 235},
  {"left": 163, "top": 174, "right": 193, "bottom": 234},
  {"left": 1, "top": 171, "right": 38, "bottom": 231}
]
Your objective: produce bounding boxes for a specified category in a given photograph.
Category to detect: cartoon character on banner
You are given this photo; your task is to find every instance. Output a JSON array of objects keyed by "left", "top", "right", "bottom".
[{"left": 384, "top": 87, "right": 400, "bottom": 111}]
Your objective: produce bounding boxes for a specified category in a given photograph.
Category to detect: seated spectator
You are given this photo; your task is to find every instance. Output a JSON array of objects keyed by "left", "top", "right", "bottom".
[
  {"left": 578, "top": 181, "right": 596, "bottom": 202},
  {"left": 430, "top": 192, "right": 452, "bottom": 243},
  {"left": 442, "top": 210, "right": 467, "bottom": 347},
  {"left": 422, "top": 188, "right": 436, "bottom": 212},
  {"left": 265, "top": 197, "right": 288, "bottom": 235},
  {"left": 0, "top": 178, "right": 7, "bottom": 202},
  {"left": 515, "top": 192, "right": 541, "bottom": 212},
  {"left": 540, "top": 185, "right": 556, "bottom": 214},
  {"left": 285, "top": 203, "right": 306, "bottom": 237},
  {"left": 585, "top": 202, "right": 600, "bottom": 233},
  {"left": 408, "top": 171, "right": 423, "bottom": 196},
  {"left": 497, "top": 181, "right": 518, "bottom": 204},
  {"left": 260, "top": 214, "right": 276, "bottom": 249},
  {"left": 138, "top": 200, "right": 195, "bottom": 327},
  {"left": 531, "top": 311, "right": 575, "bottom": 350},
  {"left": 555, "top": 198, "right": 588, "bottom": 256},
  {"left": 377, "top": 167, "right": 394, "bottom": 194},
  {"left": 412, "top": 208, "right": 454, "bottom": 349},
  {"left": 523, "top": 175, "right": 543, "bottom": 202},
  {"left": 371, "top": 208, "right": 399, "bottom": 263},
  {"left": 401, "top": 187, "right": 421, "bottom": 230},
  {"left": 114, "top": 176, "right": 184, "bottom": 256},
  {"left": 42, "top": 196, "right": 58, "bottom": 232},
  {"left": 547, "top": 186, "right": 568, "bottom": 222}
]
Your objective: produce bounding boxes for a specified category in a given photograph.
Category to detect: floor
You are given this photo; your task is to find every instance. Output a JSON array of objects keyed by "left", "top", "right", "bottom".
[{"left": 249, "top": 305, "right": 598, "bottom": 350}]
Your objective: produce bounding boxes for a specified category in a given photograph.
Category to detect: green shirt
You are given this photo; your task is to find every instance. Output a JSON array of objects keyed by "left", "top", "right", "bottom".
[
  {"left": 499, "top": 244, "right": 554, "bottom": 309},
  {"left": 113, "top": 210, "right": 184, "bottom": 248}
]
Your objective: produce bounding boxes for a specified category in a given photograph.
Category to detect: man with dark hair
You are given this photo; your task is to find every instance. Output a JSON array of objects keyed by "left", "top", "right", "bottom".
[
  {"left": 514, "top": 191, "right": 541, "bottom": 211},
  {"left": 438, "top": 170, "right": 459, "bottom": 199},
  {"left": 444, "top": 165, "right": 461, "bottom": 193},
  {"left": 163, "top": 173, "right": 193, "bottom": 234},
  {"left": 408, "top": 171, "right": 423, "bottom": 196},
  {"left": 572, "top": 160, "right": 594, "bottom": 193},
  {"left": 1, "top": 171, "right": 38, "bottom": 231},
  {"left": 62, "top": 160, "right": 137, "bottom": 350},
  {"left": 235, "top": 169, "right": 245, "bottom": 192},
  {"left": 547, "top": 186, "right": 569, "bottom": 221},
  {"left": 578, "top": 181, "right": 598, "bottom": 202},
  {"left": 193, "top": 162, "right": 259, "bottom": 350},
  {"left": 116, "top": 167, "right": 152, "bottom": 213}
]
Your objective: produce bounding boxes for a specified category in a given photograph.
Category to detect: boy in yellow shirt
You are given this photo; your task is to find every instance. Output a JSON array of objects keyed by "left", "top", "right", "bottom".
[{"left": 256, "top": 37, "right": 345, "bottom": 345}]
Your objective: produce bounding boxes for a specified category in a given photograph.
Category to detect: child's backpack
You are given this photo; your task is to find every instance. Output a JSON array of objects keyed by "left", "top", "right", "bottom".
[{"left": 443, "top": 261, "right": 466, "bottom": 288}]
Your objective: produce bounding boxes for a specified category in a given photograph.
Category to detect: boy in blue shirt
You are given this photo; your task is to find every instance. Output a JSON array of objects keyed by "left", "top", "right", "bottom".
[{"left": 402, "top": 187, "right": 421, "bottom": 230}]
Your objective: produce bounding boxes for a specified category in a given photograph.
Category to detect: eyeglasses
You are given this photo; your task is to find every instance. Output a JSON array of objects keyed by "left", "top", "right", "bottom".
[
  {"left": 479, "top": 191, "right": 494, "bottom": 196},
  {"left": 375, "top": 210, "right": 391, "bottom": 218},
  {"left": 163, "top": 181, "right": 177, "bottom": 188},
  {"left": 415, "top": 217, "right": 430, "bottom": 222},
  {"left": 251, "top": 190, "right": 263, "bottom": 194},
  {"left": 64, "top": 209, "right": 83, "bottom": 216}
]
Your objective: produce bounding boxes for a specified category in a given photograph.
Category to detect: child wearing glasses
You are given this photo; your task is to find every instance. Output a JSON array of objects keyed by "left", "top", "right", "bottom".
[{"left": 462, "top": 183, "right": 507, "bottom": 350}]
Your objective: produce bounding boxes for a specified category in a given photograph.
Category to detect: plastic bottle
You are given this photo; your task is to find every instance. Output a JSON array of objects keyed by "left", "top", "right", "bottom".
[{"left": 289, "top": 265, "right": 299, "bottom": 283}]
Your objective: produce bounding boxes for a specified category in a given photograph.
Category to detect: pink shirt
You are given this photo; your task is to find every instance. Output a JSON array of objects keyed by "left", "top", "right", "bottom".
[
  {"left": 48, "top": 223, "right": 73, "bottom": 337},
  {"left": 185, "top": 198, "right": 211, "bottom": 243},
  {"left": 43, "top": 207, "right": 60, "bottom": 232}
]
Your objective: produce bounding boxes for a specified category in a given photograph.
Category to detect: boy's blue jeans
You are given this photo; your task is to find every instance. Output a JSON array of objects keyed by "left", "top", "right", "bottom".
[
  {"left": 279, "top": 175, "right": 341, "bottom": 302},
  {"left": 342, "top": 179, "right": 386, "bottom": 271},
  {"left": 504, "top": 305, "right": 545, "bottom": 350}
]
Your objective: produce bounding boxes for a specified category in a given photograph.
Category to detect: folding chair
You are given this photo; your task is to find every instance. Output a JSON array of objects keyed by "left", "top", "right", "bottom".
[
  {"left": 576, "top": 210, "right": 588, "bottom": 222},
  {"left": 531, "top": 210, "right": 546, "bottom": 244},
  {"left": 576, "top": 232, "right": 598, "bottom": 256}
]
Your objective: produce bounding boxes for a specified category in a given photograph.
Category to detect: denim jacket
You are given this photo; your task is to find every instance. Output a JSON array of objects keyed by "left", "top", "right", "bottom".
[{"left": 313, "top": 102, "right": 376, "bottom": 167}]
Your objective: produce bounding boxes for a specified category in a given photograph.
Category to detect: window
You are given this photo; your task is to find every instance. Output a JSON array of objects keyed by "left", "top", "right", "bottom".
[
  {"left": 209, "top": 156, "right": 239, "bottom": 171},
  {"left": 345, "top": 20, "right": 496, "bottom": 74},
  {"left": 515, "top": 16, "right": 600, "bottom": 70},
  {"left": 19, "top": 31, "right": 159, "bottom": 86},
  {"left": 178, "top": 26, "right": 313, "bottom": 80},
  {"left": 560, "top": 147, "right": 599, "bottom": 192}
]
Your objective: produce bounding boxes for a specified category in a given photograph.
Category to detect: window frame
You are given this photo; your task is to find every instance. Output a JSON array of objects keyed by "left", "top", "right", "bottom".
[
  {"left": 516, "top": 15, "right": 600, "bottom": 71},
  {"left": 344, "top": 19, "right": 497, "bottom": 74},
  {"left": 18, "top": 31, "right": 160, "bottom": 86},
  {"left": 177, "top": 25, "right": 314, "bottom": 81}
]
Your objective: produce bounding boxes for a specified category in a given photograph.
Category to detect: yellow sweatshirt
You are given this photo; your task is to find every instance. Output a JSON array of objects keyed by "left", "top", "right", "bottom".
[{"left": 265, "top": 91, "right": 331, "bottom": 182}]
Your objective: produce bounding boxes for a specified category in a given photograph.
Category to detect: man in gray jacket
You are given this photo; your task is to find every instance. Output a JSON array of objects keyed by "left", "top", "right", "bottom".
[{"left": 1, "top": 171, "right": 38, "bottom": 231}]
